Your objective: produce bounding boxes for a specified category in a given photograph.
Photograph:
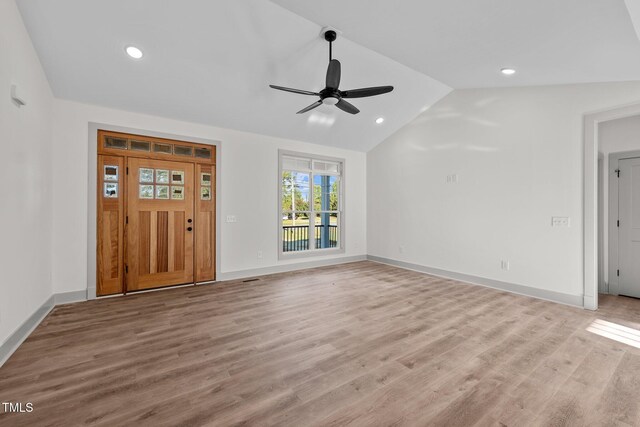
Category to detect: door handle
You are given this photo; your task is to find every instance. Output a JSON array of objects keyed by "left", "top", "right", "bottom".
[
  {"left": 187, "top": 219, "right": 193, "bottom": 223},
  {"left": 187, "top": 227, "right": 193, "bottom": 232}
]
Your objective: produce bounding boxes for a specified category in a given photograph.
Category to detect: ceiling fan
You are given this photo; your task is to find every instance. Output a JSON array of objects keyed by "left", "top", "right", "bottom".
[{"left": 269, "top": 29, "right": 394, "bottom": 115}]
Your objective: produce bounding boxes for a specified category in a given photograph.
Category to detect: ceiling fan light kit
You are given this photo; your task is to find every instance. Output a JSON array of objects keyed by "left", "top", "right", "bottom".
[{"left": 269, "top": 29, "right": 394, "bottom": 115}]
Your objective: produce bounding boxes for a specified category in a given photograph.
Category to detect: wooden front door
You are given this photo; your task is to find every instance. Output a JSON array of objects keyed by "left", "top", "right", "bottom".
[{"left": 127, "top": 158, "right": 194, "bottom": 291}]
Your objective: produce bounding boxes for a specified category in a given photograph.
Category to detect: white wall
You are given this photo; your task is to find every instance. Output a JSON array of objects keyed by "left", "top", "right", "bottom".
[
  {"left": 51, "top": 100, "right": 366, "bottom": 295},
  {"left": 368, "top": 82, "right": 640, "bottom": 301},
  {"left": 598, "top": 115, "right": 640, "bottom": 292},
  {"left": 0, "top": 0, "right": 54, "bottom": 345}
]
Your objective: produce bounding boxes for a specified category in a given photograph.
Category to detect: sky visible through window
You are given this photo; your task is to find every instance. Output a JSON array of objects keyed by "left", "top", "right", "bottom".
[{"left": 283, "top": 172, "right": 338, "bottom": 211}]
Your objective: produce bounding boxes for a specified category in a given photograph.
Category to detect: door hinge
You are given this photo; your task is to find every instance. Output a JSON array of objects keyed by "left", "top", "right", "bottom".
[
  {"left": 617, "top": 269, "right": 620, "bottom": 277},
  {"left": 126, "top": 167, "right": 129, "bottom": 175},
  {"left": 126, "top": 216, "right": 128, "bottom": 224},
  {"left": 617, "top": 220, "right": 620, "bottom": 227},
  {"left": 615, "top": 169, "right": 620, "bottom": 178},
  {"left": 125, "top": 265, "right": 128, "bottom": 274}
]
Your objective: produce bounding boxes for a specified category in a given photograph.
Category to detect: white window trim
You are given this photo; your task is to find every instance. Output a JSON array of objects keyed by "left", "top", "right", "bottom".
[{"left": 278, "top": 149, "right": 345, "bottom": 260}]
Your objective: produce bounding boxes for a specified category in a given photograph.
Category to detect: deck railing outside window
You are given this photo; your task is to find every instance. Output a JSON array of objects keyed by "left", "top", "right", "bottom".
[{"left": 282, "top": 224, "right": 338, "bottom": 252}]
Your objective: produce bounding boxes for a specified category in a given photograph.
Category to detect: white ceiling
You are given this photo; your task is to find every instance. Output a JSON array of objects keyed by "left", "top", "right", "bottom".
[
  {"left": 15, "top": 0, "right": 450, "bottom": 152},
  {"left": 16, "top": 0, "right": 640, "bottom": 151},
  {"left": 272, "top": 0, "right": 640, "bottom": 89}
]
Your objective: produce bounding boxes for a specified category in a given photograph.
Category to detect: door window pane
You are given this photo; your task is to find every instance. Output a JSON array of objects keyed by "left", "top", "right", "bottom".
[
  {"left": 156, "top": 185, "right": 169, "bottom": 199},
  {"left": 104, "top": 165, "right": 118, "bottom": 182},
  {"left": 104, "top": 183, "right": 118, "bottom": 198},
  {"left": 171, "top": 171, "right": 184, "bottom": 184},
  {"left": 140, "top": 168, "right": 154, "bottom": 183},
  {"left": 130, "top": 140, "right": 150, "bottom": 151},
  {"left": 201, "top": 186, "right": 212, "bottom": 200},
  {"left": 171, "top": 186, "right": 184, "bottom": 200},
  {"left": 153, "top": 143, "right": 172, "bottom": 154},
  {"left": 139, "top": 185, "right": 154, "bottom": 199},
  {"left": 194, "top": 147, "right": 211, "bottom": 159},
  {"left": 174, "top": 146, "right": 193, "bottom": 156},
  {"left": 156, "top": 169, "right": 169, "bottom": 184},
  {"left": 104, "top": 136, "right": 128, "bottom": 150}
]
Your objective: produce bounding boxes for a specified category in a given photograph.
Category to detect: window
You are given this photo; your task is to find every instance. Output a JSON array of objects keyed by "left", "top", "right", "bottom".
[{"left": 279, "top": 151, "right": 344, "bottom": 258}]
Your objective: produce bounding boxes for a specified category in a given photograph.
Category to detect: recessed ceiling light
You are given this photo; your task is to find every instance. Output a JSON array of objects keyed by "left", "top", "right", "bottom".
[
  {"left": 375, "top": 117, "right": 385, "bottom": 124},
  {"left": 125, "top": 46, "right": 143, "bottom": 59},
  {"left": 501, "top": 68, "right": 516, "bottom": 75}
]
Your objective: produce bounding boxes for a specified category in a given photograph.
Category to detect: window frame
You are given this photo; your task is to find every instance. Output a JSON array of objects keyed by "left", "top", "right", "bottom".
[{"left": 278, "top": 149, "right": 345, "bottom": 259}]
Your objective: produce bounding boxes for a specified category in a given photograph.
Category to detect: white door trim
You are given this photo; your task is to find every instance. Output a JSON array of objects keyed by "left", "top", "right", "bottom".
[
  {"left": 584, "top": 102, "right": 640, "bottom": 310},
  {"left": 608, "top": 150, "right": 640, "bottom": 295}
]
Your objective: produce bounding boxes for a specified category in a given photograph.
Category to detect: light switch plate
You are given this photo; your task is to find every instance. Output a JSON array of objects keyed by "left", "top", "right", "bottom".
[
  {"left": 226, "top": 215, "right": 237, "bottom": 223},
  {"left": 551, "top": 217, "right": 570, "bottom": 227}
]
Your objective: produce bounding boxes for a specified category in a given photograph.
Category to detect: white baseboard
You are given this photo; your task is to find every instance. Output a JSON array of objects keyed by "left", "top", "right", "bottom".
[
  {"left": 583, "top": 294, "right": 597, "bottom": 311},
  {"left": 0, "top": 290, "right": 88, "bottom": 367},
  {"left": 217, "top": 255, "right": 367, "bottom": 281},
  {"left": 367, "top": 255, "right": 584, "bottom": 308},
  {"left": 55, "top": 290, "right": 88, "bottom": 305},
  {"left": 0, "top": 295, "right": 55, "bottom": 367}
]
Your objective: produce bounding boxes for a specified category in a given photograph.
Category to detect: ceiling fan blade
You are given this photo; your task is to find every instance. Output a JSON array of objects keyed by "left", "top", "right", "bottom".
[
  {"left": 326, "top": 59, "right": 341, "bottom": 89},
  {"left": 296, "top": 100, "right": 323, "bottom": 114},
  {"left": 335, "top": 99, "right": 359, "bottom": 115},
  {"left": 269, "top": 85, "right": 319, "bottom": 96},
  {"left": 340, "top": 86, "right": 394, "bottom": 99}
]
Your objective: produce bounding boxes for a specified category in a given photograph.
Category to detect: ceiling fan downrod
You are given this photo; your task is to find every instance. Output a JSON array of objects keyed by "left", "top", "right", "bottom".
[{"left": 325, "top": 30, "right": 337, "bottom": 62}]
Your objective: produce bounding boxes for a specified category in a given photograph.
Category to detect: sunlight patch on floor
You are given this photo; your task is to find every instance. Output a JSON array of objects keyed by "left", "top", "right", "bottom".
[{"left": 586, "top": 319, "right": 640, "bottom": 349}]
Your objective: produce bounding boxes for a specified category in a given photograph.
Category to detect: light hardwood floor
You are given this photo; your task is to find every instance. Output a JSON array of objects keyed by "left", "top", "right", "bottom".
[{"left": 1, "top": 261, "right": 640, "bottom": 426}]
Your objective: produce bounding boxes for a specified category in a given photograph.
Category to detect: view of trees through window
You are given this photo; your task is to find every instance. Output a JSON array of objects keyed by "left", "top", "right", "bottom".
[{"left": 280, "top": 156, "right": 342, "bottom": 253}]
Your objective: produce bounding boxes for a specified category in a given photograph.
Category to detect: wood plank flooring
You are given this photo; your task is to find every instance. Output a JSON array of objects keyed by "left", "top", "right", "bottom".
[{"left": 1, "top": 261, "right": 640, "bottom": 426}]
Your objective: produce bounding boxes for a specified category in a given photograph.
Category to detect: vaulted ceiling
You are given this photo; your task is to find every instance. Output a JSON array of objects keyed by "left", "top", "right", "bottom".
[
  {"left": 16, "top": 0, "right": 640, "bottom": 151},
  {"left": 272, "top": 0, "right": 640, "bottom": 89}
]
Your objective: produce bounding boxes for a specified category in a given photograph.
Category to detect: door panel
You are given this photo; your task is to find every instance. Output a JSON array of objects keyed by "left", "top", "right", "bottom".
[
  {"left": 97, "top": 155, "right": 125, "bottom": 295},
  {"left": 196, "top": 163, "right": 216, "bottom": 282},
  {"left": 619, "top": 157, "right": 640, "bottom": 298},
  {"left": 127, "top": 158, "right": 194, "bottom": 291}
]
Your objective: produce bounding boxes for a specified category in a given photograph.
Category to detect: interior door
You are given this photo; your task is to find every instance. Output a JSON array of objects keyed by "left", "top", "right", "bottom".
[
  {"left": 127, "top": 158, "right": 194, "bottom": 291},
  {"left": 618, "top": 157, "right": 640, "bottom": 298}
]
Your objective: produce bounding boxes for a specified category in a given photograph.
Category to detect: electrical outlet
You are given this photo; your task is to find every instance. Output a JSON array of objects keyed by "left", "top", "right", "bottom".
[
  {"left": 446, "top": 174, "right": 459, "bottom": 184},
  {"left": 551, "top": 217, "right": 570, "bottom": 227},
  {"left": 501, "top": 260, "right": 510, "bottom": 271},
  {"left": 257, "top": 251, "right": 263, "bottom": 259},
  {"left": 399, "top": 246, "right": 405, "bottom": 254}
]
